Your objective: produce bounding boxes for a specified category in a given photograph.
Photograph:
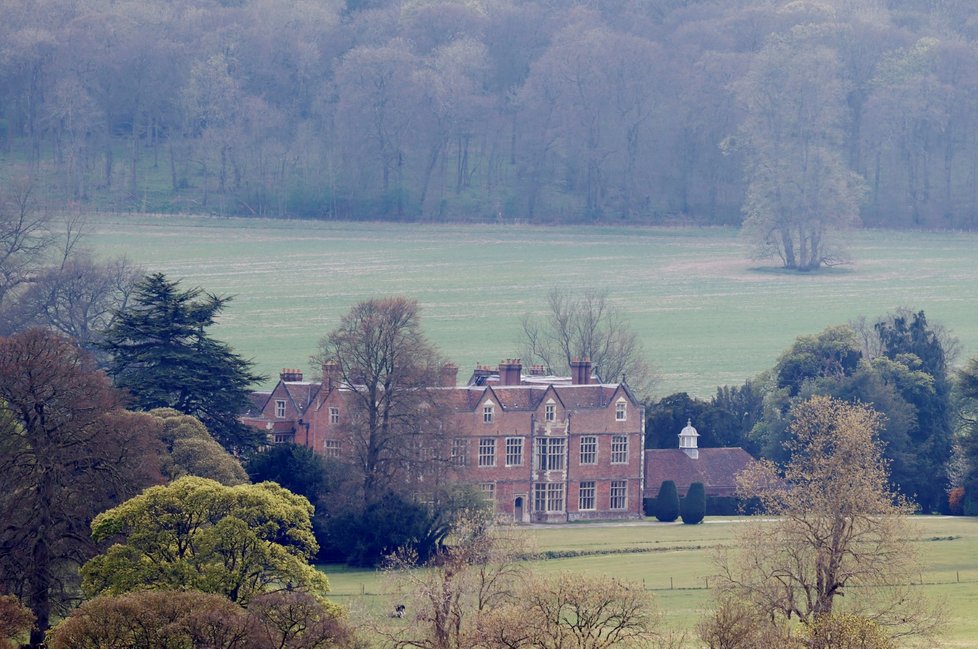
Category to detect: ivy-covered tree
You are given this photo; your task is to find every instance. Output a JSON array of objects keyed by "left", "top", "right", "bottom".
[{"left": 101, "top": 273, "right": 265, "bottom": 453}]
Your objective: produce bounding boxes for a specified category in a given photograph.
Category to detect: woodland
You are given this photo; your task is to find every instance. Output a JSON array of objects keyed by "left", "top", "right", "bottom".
[{"left": 2, "top": 0, "right": 978, "bottom": 236}]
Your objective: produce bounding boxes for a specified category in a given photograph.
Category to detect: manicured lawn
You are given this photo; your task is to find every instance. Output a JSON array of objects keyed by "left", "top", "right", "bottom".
[
  {"left": 86, "top": 215, "right": 978, "bottom": 397},
  {"left": 321, "top": 516, "right": 978, "bottom": 646}
]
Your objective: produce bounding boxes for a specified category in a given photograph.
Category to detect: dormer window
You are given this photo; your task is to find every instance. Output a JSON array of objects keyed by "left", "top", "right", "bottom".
[
  {"left": 615, "top": 399, "right": 627, "bottom": 421},
  {"left": 483, "top": 401, "right": 495, "bottom": 424},
  {"left": 545, "top": 401, "right": 556, "bottom": 422},
  {"left": 329, "top": 407, "right": 340, "bottom": 424},
  {"left": 275, "top": 400, "right": 286, "bottom": 418}
]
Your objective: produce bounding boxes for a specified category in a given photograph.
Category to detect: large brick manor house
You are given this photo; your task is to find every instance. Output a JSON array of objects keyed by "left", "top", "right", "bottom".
[{"left": 243, "top": 359, "right": 752, "bottom": 523}]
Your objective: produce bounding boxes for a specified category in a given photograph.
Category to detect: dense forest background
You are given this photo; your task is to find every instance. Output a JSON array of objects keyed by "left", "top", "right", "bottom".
[{"left": 2, "top": 0, "right": 978, "bottom": 226}]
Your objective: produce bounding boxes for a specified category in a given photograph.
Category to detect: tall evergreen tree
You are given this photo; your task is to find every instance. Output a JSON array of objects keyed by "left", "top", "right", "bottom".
[
  {"left": 101, "top": 273, "right": 264, "bottom": 453},
  {"left": 875, "top": 311, "right": 953, "bottom": 512}
]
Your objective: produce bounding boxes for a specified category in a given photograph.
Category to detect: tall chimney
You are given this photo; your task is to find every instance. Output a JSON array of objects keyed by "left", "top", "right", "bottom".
[
  {"left": 498, "top": 359, "right": 522, "bottom": 386},
  {"left": 569, "top": 358, "right": 592, "bottom": 385},
  {"left": 440, "top": 362, "right": 459, "bottom": 387},
  {"left": 322, "top": 360, "right": 339, "bottom": 392}
]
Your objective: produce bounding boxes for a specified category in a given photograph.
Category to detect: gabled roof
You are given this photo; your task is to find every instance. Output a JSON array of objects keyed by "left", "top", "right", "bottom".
[
  {"left": 245, "top": 391, "right": 272, "bottom": 416},
  {"left": 449, "top": 382, "right": 631, "bottom": 413},
  {"left": 644, "top": 448, "right": 755, "bottom": 497},
  {"left": 281, "top": 381, "right": 320, "bottom": 415}
]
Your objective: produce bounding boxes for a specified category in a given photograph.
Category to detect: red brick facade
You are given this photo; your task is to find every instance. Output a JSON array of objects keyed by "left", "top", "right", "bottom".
[{"left": 243, "top": 359, "right": 645, "bottom": 523}]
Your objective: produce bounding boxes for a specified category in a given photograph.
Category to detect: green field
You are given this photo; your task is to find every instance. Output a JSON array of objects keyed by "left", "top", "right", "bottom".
[
  {"left": 86, "top": 215, "right": 978, "bottom": 397},
  {"left": 322, "top": 516, "right": 978, "bottom": 647}
]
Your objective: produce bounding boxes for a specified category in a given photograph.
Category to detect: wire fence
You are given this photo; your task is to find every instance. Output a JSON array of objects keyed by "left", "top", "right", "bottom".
[{"left": 332, "top": 570, "right": 978, "bottom": 601}]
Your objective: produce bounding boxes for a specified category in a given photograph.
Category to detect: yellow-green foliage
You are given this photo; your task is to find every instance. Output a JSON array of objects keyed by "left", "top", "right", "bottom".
[
  {"left": 804, "top": 613, "right": 895, "bottom": 649},
  {"left": 150, "top": 408, "right": 248, "bottom": 485},
  {"left": 81, "top": 476, "right": 330, "bottom": 606}
]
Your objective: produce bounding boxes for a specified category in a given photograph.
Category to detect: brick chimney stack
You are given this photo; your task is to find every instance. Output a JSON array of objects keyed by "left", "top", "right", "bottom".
[
  {"left": 280, "top": 368, "right": 303, "bottom": 382},
  {"left": 440, "top": 362, "right": 459, "bottom": 387},
  {"left": 498, "top": 359, "right": 523, "bottom": 386},
  {"left": 569, "top": 358, "right": 592, "bottom": 385},
  {"left": 322, "top": 360, "right": 339, "bottom": 392}
]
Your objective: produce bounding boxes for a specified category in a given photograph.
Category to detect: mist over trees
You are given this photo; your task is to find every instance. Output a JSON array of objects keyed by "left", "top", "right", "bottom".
[{"left": 2, "top": 0, "right": 978, "bottom": 229}]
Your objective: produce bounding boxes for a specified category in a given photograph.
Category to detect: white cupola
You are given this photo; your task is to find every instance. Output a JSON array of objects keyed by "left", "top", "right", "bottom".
[{"left": 679, "top": 419, "right": 699, "bottom": 459}]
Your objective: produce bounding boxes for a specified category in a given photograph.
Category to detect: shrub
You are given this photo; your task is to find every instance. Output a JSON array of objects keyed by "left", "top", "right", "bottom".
[
  {"left": 682, "top": 482, "right": 706, "bottom": 524},
  {"left": 948, "top": 487, "right": 965, "bottom": 515},
  {"left": 642, "top": 497, "right": 656, "bottom": 517},
  {"left": 0, "top": 595, "right": 34, "bottom": 649},
  {"left": 655, "top": 480, "right": 680, "bottom": 522},
  {"left": 803, "top": 612, "right": 895, "bottom": 649}
]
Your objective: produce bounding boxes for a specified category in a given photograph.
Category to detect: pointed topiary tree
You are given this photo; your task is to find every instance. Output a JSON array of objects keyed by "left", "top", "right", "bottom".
[
  {"left": 655, "top": 480, "right": 680, "bottom": 522},
  {"left": 682, "top": 482, "right": 706, "bottom": 525}
]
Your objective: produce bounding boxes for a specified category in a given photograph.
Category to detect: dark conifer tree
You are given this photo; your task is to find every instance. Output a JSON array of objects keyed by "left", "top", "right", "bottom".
[
  {"left": 101, "top": 273, "right": 265, "bottom": 453},
  {"left": 682, "top": 482, "right": 706, "bottom": 525},
  {"left": 655, "top": 480, "right": 680, "bottom": 523}
]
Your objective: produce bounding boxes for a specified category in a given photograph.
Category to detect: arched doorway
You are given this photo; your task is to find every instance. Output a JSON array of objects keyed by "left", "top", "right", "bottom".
[{"left": 514, "top": 496, "right": 524, "bottom": 523}]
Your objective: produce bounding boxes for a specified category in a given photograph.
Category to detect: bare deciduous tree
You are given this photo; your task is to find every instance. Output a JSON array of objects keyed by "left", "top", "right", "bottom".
[
  {"left": 0, "top": 174, "right": 55, "bottom": 314},
  {"left": 313, "top": 296, "right": 452, "bottom": 505},
  {"left": 4, "top": 254, "right": 140, "bottom": 353},
  {"left": 519, "top": 287, "right": 656, "bottom": 397},
  {"left": 0, "top": 329, "right": 162, "bottom": 647},
  {"left": 480, "top": 571, "right": 681, "bottom": 649},
  {"left": 713, "top": 396, "right": 941, "bottom": 643},
  {"left": 380, "top": 515, "right": 526, "bottom": 649}
]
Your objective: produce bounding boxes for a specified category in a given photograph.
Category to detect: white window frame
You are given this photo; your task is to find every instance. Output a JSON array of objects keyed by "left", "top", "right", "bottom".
[
  {"left": 536, "top": 437, "right": 566, "bottom": 472},
  {"left": 579, "top": 435, "right": 597, "bottom": 465},
  {"left": 545, "top": 401, "right": 556, "bottom": 422},
  {"left": 611, "top": 435, "right": 629, "bottom": 464},
  {"left": 479, "top": 482, "right": 496, "bottom": 501},
  {"left": 483, "top": 401, "right": 494, "bottom": 424},
  {"left": 534, "top": 483, "right": 565, "bottom": 513},
  {"left": 329, "top": 406, "right": 340, "bottom": 424},
  {"left": 274, "top": 399, "right": 286, "bottom": 418},
  {"left": 479, "top": 438, "right": 497, "bottom": 467},
  {"left": 505, "top": 436, "right": 524, "bottom": 466},
  {"left": 579, "top": 481, "right": 596, "bottom": 511},
  {"left": 452, "top": 438, "right": 468, "bottom": 466},
  {"left": 615, "top": 399, "right": 627, "bottom": 421},
  {"left": 610, "top": 480, "right": 627, "bottom": 510},
  {"left": 324, "top": 439, "right": 341, "bottom": 457}
]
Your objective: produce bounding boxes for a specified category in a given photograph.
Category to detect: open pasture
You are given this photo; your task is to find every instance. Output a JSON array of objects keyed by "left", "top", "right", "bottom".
[
  {"left": 323, "top": 516, "right": 978, "bottom": 646},
  {"left": 86, "top": 215, "right": 978, "bottom": 396}
]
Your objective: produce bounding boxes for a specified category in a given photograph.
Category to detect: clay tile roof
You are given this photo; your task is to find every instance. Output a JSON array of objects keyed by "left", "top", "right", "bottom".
[
  {"left": 246, "top": 391, "right": 271, "bottom": 415},
  {"left": 644, "top": 448, "right": 755, "bottom": 497},
  {"left": 494, "top": 387, "right": 545, "bottom": 410},
  {"left": 551, "top": 385, "right": 614, "bottom": 409},
  {"left": 283, "top": 382, "right": 319, "bottom": 413}
]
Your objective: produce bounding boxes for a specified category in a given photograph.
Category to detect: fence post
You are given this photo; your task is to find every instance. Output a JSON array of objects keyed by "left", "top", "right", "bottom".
[{"left": 670, "top": 577, "right": 673, "bottom": 590}]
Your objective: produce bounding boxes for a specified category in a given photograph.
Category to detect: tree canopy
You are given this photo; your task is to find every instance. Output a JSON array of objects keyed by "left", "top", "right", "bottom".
[
  {"left": 3, "top": 1, "right": 978, "bottom": 236},
  {"left": 519, "top": 287, "right": 655, "bottom": 397},
  {"left": 313, "top": 296, "right": 450, "bottom": 505},
  {"left": 716, "top": 396, "right": 938, "bottom": 641},
  {"left": 80, "top": 476, "right": 329, "bottom": 605},
  {"left": 0, "top": 328, "right": 161, "bottom": 647},
  {"left": 101, "top": 272, "right": 265, "bottom": 453}
]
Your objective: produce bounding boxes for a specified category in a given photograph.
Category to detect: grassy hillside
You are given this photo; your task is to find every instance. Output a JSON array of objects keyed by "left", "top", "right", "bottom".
[{"left": 86, "top": 215, "right": 978, "bottom": 397}]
